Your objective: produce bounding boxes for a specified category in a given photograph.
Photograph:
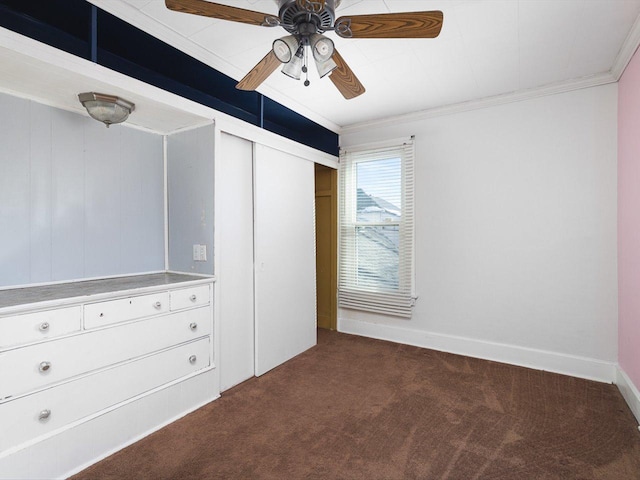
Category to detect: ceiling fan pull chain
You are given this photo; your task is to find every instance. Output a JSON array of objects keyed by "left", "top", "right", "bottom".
[{"left": 303, "top": 44, "right": 310, "bottom": 86}]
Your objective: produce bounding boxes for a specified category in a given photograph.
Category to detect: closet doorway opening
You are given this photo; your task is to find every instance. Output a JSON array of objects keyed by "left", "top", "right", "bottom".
[{"left": 314, "top": 163, "right": 337, "bottom": 330}]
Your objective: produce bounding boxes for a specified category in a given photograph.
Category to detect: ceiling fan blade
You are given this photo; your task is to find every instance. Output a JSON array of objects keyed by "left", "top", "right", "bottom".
[
  {"left": 335, "top": 11, "right": 443, "bottom": 39},
  {"left": 236, "top": 50, "right": 281, "bottom": 91},
  {"left": 165, "top": 0, "right": 279, "bottom": 27},
  {"left": 329, "top": 50, "right": 365, "bottom": 100}
]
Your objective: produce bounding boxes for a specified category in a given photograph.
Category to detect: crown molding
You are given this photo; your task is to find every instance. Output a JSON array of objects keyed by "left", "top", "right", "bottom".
[
  {"left": 611, "top": 10, "right": 640, "bottom": 80},
  {"left": 340, "top": 72, "right": 617, "bottom": 135}
]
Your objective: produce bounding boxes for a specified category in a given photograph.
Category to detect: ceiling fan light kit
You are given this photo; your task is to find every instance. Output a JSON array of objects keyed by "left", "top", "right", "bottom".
[
  {"left": 310, "top": 33, "right": 334, "bottom": 62},
  {"left": 273, "top": 34, "right": 300, "bottom": 63},
  {"left": 164, "top": 0, "right": 444, "bottom": 99},
  {"left": 316, "top": 56, "right": 337, "bottom": 78},
  {"left": 282, "top": 46, "right": 305, "bottom": 80},
  {"left": 275, "top": 31, "right": 336, "bottom": 84}
]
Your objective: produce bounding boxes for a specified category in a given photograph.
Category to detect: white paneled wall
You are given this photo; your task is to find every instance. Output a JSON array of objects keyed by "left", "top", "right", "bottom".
[
  {"left": 1, "top": 93, "right": 31, "bottom": 285},
  {"left": 167, "top": 125, "right": 215, "bottom": 275},
  {"left": 0, "top": 92, "right": 164, "bottom": 287}
]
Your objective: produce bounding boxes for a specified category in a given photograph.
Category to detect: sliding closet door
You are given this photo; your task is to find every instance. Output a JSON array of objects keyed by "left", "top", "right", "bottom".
[
  {"left": 218, "top": 132, "right": 255, "bottom": 391},
  {"left": 254, "top": 144, "right": 317, "bottom": 376}
]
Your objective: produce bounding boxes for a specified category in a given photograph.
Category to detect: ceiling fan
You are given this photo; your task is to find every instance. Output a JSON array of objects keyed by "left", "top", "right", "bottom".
[{"left": 164, "top": 0, "right": 443, "bottom": 100}]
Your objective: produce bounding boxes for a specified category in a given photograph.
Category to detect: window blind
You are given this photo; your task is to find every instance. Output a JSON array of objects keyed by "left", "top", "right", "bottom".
[{"left": 338, "top": 139, "right": 415, "bottom": 318}]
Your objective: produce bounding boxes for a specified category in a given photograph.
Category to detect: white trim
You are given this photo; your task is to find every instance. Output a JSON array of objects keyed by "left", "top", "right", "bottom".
[
  {"left": 616, "top": 366, "right": 640, "bottom": 425},
  {"left": 338, "top": 317, "right": 616, "bottom": 383},
  {"left": 215, "top": 115, "right": 338, "bottom": 169},
  {"left": 341, "top": 72, "right": 616, "bottom": 135},
  {"left": 164, "top": 270, "right": 216, "bottom": 278},
  {"left": 339, "top": 136, "right": 414, "bottom": 153},
  {"left": 163, "top": 135, "right": 169, "bottom": 272},
  {"left": 211, "top": 122, "right": 224, "bottom": 391},
  {"left": 340, "top": 13, "right": 640, "bottom": 134},
  {"left": 252, "top": 142, "right": 259, "bottom": 377},
  {"left": 166, "top": 120, "right": 215, "bottom": 136},
  {"left": 611, "top": 12, "right": 640, "bottom": 80}
]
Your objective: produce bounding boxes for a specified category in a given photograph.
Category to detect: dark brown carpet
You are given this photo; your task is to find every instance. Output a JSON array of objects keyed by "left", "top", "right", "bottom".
[{"left": 72, "top": 330, "right": 640, "bottom": 480}]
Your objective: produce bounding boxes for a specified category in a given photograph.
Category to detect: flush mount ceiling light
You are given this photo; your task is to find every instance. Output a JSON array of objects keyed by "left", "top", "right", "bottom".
[{"left": 78, "top": 92, "right": 135, "bottom": 128}]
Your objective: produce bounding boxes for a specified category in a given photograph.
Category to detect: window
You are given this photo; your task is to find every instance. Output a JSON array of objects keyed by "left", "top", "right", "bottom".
[{"left": 338, "top": 138, "right": 415, "bottom": 317}]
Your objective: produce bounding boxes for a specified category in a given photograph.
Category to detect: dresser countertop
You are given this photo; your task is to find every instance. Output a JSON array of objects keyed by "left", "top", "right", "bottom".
[{"left": 0, "top": 273, "right": 214, "bottom": 311}]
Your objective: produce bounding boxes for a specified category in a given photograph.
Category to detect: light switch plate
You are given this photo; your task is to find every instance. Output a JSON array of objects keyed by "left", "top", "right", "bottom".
[{"left": 193, "top": 244, "right": 207, "bottom": 262}]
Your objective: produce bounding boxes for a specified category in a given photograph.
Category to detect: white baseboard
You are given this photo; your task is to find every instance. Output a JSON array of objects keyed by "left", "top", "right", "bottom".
[
  {"left": 339, "top": 318, "right": 616, "bottom": 383},
  {"left": 616, "top": 366, "right": 640, "bottom": 424}
]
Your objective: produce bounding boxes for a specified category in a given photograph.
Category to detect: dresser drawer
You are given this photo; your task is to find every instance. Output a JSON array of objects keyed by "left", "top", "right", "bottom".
[
  {"left": 84, "top": 291, "right": 170, "bottom": 329},
  {"left": 0, "top": 307, "right": 82, "bottom": 350},
  {"left": 0, "top": 307, "right": 211, "bottom": 400},
  {"left": 170, "top": 284, "right": 210, "bottom": 311},
  {"left": 0, "top": 337, "right": 210, "bottom": 453}
]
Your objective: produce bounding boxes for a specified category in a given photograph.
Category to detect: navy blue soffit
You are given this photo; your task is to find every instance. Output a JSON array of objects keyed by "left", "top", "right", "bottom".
[{"left": 0, "top": 0, "right": 339, "bottom": 156}]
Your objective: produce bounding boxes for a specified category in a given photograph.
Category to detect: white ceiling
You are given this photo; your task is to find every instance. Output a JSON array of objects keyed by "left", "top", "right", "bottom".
[{"left": 84, "top": 0, "right": 640, "bottom": 131}]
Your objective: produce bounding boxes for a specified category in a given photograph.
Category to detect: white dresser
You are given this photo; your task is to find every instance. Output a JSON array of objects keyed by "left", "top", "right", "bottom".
[{"left": 0, "top": 273, "right": 219, "bottom": 479}]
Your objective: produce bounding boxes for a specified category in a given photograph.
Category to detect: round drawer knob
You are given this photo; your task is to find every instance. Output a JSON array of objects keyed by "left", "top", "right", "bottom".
[
  {"left": 39, "top": 361, "right": 51, "bottom": 373},
  {"left": 190, "top": 294, "right": 197, "bottom": 302},
  {"left": 153, "top": 301, "right": 162, "bottom": 309},
  {"left": 189, "top": 355, "right": 197, "bottom": 364},
  {"left": 38, "top": 409, "right": 51, "bottom": 421},
  {"left": 39, "top": 322, "right": 50, "bottom": 331},
  {"left": 189, "top": 322, "right": 198, "bottom": 331}
]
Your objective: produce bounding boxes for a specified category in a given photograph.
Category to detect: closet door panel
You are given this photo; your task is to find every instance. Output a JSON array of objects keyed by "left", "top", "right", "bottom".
[
  {"left": 218, "top": 133, "right": 255, "bottom": 391},
  {"left": 254, "top": 144, "right": 316, "bottom": 376}
]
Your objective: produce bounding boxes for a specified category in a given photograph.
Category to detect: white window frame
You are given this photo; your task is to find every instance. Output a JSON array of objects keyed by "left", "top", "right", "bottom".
[{"left": 338, "top": 137, "right": 416, "bottom": 318}]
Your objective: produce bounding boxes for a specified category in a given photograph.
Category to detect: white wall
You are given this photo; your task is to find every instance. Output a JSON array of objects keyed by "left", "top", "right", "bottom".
[
  {"left": 339, "top": 84, "right": 618, "bottom": 382},
  {"left": 0, "top": 92, "right": 165, "bottom": 287}
]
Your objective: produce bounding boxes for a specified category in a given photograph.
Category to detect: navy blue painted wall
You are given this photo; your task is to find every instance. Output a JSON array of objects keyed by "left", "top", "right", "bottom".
[{"left": 0, "top": 0, "right": 339, "bottom": 155}]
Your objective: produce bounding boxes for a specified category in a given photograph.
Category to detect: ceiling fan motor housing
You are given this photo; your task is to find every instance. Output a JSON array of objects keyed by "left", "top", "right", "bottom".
[{"left": 278, "top": 0, "right": 339, "bottom": 34}]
